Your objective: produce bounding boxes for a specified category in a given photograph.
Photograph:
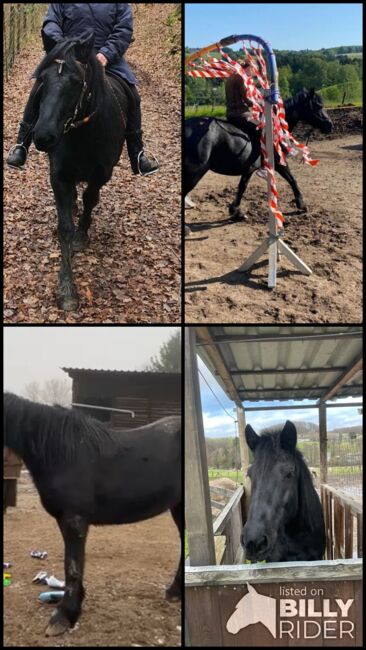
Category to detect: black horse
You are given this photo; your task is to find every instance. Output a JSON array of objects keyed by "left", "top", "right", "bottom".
[
  {"left": 184, "top": 89, "right": 333, "bottom": 234},
  {"left": 241, "top": 420, "right": 325, "bottom": 562},
  {"left": 4, "top": 393, "right": 181, "bottom": 636},
  {"left": 32, "top": 32, "right": 129, "bottom": 311}
]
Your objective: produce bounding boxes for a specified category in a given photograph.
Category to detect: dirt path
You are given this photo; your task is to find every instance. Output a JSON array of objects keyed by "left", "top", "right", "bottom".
[
  {"left": 185, "top": 114, "right": 362, "bottom": 324},
  {"left": 4, "top": 472, "right": 181, "bottom": 646},
  {"left": 4, "top": 4, "right": 181, "bottom": 323}
]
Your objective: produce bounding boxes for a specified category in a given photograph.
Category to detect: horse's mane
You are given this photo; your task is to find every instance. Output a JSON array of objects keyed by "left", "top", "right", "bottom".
[
  {"left": 284, "top": 88, "right": 323, "bottom": 111},
  {"left": 256, "top": 427, "right": 322, "bottom": 533},
  {"left": 4, "top": 392, "right": 118, "bottom": 466}
]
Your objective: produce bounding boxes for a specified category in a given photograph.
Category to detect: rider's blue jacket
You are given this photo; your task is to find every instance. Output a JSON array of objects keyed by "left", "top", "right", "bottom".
[{"left": 41, "top": 3, "right": 137, "bottom": 84}]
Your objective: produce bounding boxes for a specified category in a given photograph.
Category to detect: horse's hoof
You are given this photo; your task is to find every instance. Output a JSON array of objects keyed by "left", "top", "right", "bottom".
[
  {"left": 45, "top": 611, "right": 70, "bottom": 637},
  {"left": 165, "top": 586, "right": 181, "bottom": 602},
  {"left": 295, "top": 202, "right": 307, "bottom": 212},
  {"left": 57, "top": 294, "right": 79, "bottom": 312},
  {"left": 72, "top": 230, "right": 89, "bottom": 252},
  {"left": 230, "top": 213, "right": 248, "bottom": 222}
]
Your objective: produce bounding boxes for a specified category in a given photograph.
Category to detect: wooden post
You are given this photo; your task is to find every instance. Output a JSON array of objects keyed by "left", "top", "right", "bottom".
[
  {"left": 237, "top": 406, "right": 251, "bottom": 517},
  {"left": 237, "top": 406, "right": 248, "bottom": 473},
  {"left": 185, "top": 327, "right": 216, "bottom": 567},
  {"left": 319, "top": 401, "right": 328, "bottom": 485}
]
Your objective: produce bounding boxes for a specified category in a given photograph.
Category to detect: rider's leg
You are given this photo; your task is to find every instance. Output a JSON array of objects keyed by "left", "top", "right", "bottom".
[
  {"left": 125, "top": 83, "right": 159, "bottom": 176},
  {"left": 7, "top": 79, "right": 43, "bottom": 168},
  {"left": 228, "top": 115, "right": 266, "bottom": 177}
]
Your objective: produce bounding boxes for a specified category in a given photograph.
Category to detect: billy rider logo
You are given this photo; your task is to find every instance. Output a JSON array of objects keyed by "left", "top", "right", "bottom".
[{"left": 226, "top": 583, "right": 355, "bottom": 640}]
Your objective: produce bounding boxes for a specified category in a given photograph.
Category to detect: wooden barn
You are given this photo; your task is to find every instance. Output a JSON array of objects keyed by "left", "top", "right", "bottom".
[
  {"left": 185, "top": 326, "right": 363, "bottom": 647},
  {"left": 63, "top": 367, "right": 181, "bottom": 428},
  {"left": 4, "top": 368, "right": 181, "bottom": 510}
]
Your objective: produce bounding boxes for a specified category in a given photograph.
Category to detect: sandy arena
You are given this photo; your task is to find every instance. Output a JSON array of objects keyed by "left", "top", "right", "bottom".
[
  {"left": 4, "top": 470, "right": 181, "bottom": 647},
  {"left": 185, "top": 108, "right": 362, "bottom": 323}
]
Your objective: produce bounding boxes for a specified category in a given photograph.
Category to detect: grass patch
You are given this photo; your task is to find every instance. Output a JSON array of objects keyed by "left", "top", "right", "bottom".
[
  {"left": 208, "top": 468, "right": 242, "bottom": 482},
  {"left": 185, "top": 105, "right": 226, "bottom": 119},
  {"left": 185, "top": 99, "right": 362, "bottom": 119}
]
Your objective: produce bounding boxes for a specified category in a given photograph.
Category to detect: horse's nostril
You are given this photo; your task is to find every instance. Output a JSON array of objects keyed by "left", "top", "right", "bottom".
[
  {"left": 245, "top": 534, "right": 268, "bottom": 556},
  {"left": 257, "top": 535, "right": 268, "bottom": 552}
]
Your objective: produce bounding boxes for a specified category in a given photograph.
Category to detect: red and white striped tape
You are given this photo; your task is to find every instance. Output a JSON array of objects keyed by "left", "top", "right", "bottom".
[{"left": 187, "top": 43, "right": 319, "bottom": 231}]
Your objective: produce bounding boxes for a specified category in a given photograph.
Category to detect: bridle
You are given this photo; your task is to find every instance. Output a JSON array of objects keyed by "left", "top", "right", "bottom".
[{"left": 54, "top": 58, "right": 96, "bottom": 133}]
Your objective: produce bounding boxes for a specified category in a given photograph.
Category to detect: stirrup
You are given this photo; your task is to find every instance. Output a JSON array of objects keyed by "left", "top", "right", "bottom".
[
  {"left": 8, "top": 143, "right": 27, "bottom": 156},
  {"left": 7, "top": 143, "right": 28, "bottom": 169},
  {"left": 137, "top": 149, "right": 159, "bottom": 177}
]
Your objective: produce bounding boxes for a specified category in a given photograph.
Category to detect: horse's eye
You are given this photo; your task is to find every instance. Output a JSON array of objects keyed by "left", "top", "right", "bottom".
[{"left": 285, "top": 470, "right": 294, "bottom": 479}]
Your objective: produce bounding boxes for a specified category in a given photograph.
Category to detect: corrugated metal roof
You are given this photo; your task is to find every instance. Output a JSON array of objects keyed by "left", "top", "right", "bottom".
[
  {"left": 196, "top": 326, "right": 362, "bottom": 403},
  {"left": 62, "top": 368, "right": 179, "bottom": 376}
]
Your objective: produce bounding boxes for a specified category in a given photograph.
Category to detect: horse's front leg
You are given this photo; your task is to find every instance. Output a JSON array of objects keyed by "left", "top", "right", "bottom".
[
  {"left": 73, "top": 182, "right": 101, "bottom": 252},
  {"left": 229, "top": 173, "right": 252, "bottom": 222},
  {"left": 51, "top": 175, "right": 78, "bottom": 310},
  {"left": 46, "top": 514, "right": 89, "bottom": 637},
  {"left": 166, "top": 502, "right": 182, "bottom": 602},
  {"left": 275, "top": 160, "right": 307, "bottom": 211}
]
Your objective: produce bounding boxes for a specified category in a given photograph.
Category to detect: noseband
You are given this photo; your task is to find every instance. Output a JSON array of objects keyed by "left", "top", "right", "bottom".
[{"left": 54, "top": 58, "right": 96, "bottom": 133}]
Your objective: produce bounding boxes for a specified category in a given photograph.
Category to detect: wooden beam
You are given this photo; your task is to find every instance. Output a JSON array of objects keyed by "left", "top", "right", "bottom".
[
  {"left": 237, "top": 405, "right": 251, "bottom": 520},
  {"left": 238, "top": 385, "right": 363, "bottom": 394},
  {"left": 185, "top": 327, "right": 216, "bottom": 567},
  {"left": 209, "top": 331, "right": 363, "bottom": 345},
  {"left": 213, "top": 486, "right": 244, "bottom": 535},
  {"left": 321, "top": 483, "right": 363, "bottom": 515},
  {"left": 231, "top": 366, "right": 347, "bottom": 375},
  {"left": 194, "top": 327, "right": 242, "bottom": 406},
  {"left": 319, "top": 402, "right": 328, "bottom": 484},
  {"left": 318, "top": 355, "right": 363, "bottom": 402},
  {"left": 243, "top": 402, "right": 363, "bottom": 411},
  {"left": 185, "top": 558, "right": 362, "bottom": 586},
  {"left": 237, "top": 406, "right": 250, "bottom": 476}
]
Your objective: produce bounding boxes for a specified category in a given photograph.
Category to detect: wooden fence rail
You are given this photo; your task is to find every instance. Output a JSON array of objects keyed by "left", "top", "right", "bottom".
[
  {"left": 3, "top": 3, "right": 45, "bottom": 81},
  {"left": 321, "top": 482, "right": 363, "bottom": 560}
]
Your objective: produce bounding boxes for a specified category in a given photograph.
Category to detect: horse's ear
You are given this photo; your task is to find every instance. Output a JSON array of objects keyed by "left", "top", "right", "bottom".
[
  {"left": 280, "top": 421, "right": 297, "bottom": 451},
  {"left": 245, "top": 424, "right": 260, "bottom": 451},
  {"left": 309, "top": 88, "right": 315, "bottom": 97},
  {"left": 74, "top": 30, "right": 95, "bottom": 63}
]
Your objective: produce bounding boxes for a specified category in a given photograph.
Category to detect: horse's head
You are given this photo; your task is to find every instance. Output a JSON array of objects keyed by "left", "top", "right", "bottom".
[
  {"left": 241, "top": 421, "right": 299, "bottom": 561},
  {"left": 296, "top": 88, "right": 333, "bottom": 133},
  {"left": 33, "top": 31, "right": 97, "bottom": 152}
]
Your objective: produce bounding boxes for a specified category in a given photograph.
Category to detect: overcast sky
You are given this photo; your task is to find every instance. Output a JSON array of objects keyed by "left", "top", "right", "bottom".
[
  {"left": 198, "top": 357, "right": 362, "bottom": 437},
  {"left": 4, "top": 327, "right": 180, "bottom": 394}
]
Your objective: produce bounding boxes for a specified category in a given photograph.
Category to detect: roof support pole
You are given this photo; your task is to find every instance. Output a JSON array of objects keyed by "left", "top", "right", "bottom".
[
  {"left": 237, "top": 405, "right": 251, "bottom": 520},
  {"left": 185, "top": 327, "right": 216, "bottom": 566},
  {"left": 319, "top": 401, "right": 328, "bottom": 485}
]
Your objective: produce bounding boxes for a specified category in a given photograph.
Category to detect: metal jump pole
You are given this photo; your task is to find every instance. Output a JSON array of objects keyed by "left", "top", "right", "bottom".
[
  {"left": 186, "top": 34, "right": 312, "bottom": 288},
  {"left": 72, "top": 403, "right": 135, "bottom": 418}
]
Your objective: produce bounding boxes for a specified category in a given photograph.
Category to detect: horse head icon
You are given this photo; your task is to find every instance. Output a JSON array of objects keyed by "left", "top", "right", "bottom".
[{"left": 226, "top": 583, "right": 276, "bottom": 638}]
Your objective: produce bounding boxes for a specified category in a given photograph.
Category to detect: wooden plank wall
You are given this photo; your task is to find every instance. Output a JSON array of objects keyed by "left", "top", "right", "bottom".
[
  {"left": 186, "top": 576, "right": 363, "bottom": 647},
  {"left": 111, "top": 397, "right": 180, "bottom": 429}
]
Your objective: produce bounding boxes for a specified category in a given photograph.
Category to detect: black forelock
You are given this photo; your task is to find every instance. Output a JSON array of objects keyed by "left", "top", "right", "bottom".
[{"left": 33, "top": 38, "right": 82, "bottom": 78}]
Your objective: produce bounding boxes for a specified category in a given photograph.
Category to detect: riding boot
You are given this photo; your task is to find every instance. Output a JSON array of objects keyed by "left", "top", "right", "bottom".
[
  {"left": 6, "top": 121, "right": 34, "bottom": 168},
  {"left": 126, "top": 128, "right": 159, "bottom": 176},
  {"left": 7, "top": 79, "right": 42, "bottom": 169}
]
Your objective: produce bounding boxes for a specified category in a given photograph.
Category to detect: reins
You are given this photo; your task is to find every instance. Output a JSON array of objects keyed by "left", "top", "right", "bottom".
[{"left": 54, "top": 58, "right": 96, "bottom": 133}]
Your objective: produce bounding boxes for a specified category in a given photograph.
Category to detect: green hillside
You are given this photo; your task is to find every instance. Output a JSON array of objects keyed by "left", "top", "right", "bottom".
[{"left": 185, "top": 45, "right": 363, "bottom": 109}]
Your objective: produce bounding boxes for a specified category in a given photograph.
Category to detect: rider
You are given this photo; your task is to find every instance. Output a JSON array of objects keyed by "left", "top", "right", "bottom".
[
  {"left": 7, "top": 3, "right": 159, "bottom": 177},
  {"left": 225, "top": 62, "right": 259, "bottom": 140}
]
